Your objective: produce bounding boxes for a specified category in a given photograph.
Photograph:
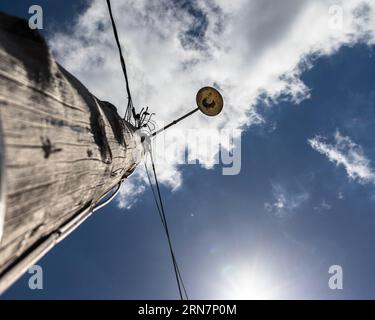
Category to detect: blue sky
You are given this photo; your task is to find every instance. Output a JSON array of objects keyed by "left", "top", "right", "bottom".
[{"left": 1, "top": 1, "right": 375, "bottom": 299}]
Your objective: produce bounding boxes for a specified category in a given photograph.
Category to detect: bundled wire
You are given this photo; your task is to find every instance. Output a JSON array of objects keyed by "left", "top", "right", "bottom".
[
  {"left": 106, "top": 0, "right": 188, "bottom": 299},
  {"left": 145, "top": 149, "right": 189, "bottom": 300},
  {"left": 106, "top": 0, "right": 138, "bottom": 125}
]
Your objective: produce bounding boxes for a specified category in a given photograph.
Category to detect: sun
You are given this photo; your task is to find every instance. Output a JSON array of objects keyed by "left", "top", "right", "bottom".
[{"left": 219, "top": 262, "right": 280, "bottom": 300}]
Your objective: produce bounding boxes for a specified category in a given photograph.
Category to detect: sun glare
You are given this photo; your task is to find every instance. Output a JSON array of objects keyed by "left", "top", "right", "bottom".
[{"left": 220, "top": 263, "right": 279, "bottom": 300}]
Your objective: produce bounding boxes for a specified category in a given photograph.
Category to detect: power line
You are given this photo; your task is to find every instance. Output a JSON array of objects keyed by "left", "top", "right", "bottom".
[
  {"left": 145, "top": 150, "right": 189, "bottom": 300},
  {"left": 106, "top": 0, "right": 137, "bottom": 124},
  {"left": 145, "top": 151, "right": 188, "bottom": 300},
  {"left": 106, "top": 0, "right": 188, "bottom": 299}
]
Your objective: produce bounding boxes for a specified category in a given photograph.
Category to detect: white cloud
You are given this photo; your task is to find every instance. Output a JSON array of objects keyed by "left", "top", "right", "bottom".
[
  {"left": 49, "top": 0, "right": 375, "bottom": 207},
  {"left": 308, "top": 130, "right": 375, "bottom": 184},
  {"left": 117, "top": 171, "right": 146, "bottom": 210},
  {"left": 265, "top": 183, "right": 309, "bottom": 218}
]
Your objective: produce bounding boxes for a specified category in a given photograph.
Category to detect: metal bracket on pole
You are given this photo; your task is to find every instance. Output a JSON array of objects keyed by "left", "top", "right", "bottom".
[{"left": 152, "top": 108, "right": 199, "bottom": 137}]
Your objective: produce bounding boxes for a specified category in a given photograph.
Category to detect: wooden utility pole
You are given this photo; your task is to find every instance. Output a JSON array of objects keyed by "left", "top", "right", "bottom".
[{"left": 0, "top": 12, "right": 144, "bottom": 293}]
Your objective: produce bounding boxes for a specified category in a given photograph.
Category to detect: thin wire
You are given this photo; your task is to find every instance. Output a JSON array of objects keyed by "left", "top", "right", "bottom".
[
  {"left": 106, "top": 0, "right": 137, "bottom": 123},
  {"left": 146, "top": 162, "right": 188, "bottom": 300},
  {"left": 106, "top": 0, "right": 187, "bottom": 299},
  {"left": 145, "top": 151, "right": 189, "bottom": 300},
  {"left": 145, "top": 160, "right": 163, "bottom": 227},
  {"left": 145, "top": 160, "right": 181, "bottom": 298},
  {"left": 144, "top": 155, "right": 187, "bottom": 300}
]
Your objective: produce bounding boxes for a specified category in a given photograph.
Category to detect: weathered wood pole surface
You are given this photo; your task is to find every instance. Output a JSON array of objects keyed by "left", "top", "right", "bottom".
[{"left": 0, "top": 12, "right": 144, "bottom": 293}]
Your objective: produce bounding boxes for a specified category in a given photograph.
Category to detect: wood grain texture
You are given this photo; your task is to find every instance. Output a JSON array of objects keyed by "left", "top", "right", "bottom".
[
  {"left": 0, "top": 12, "right": 144, "bottom": 293},
  {"left": 0, "top": 114, "right": 5, "bottom": 244}
]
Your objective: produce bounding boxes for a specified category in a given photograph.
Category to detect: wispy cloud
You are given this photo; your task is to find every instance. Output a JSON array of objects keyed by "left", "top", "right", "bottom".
[
  {"left": 308, "top": 130, "right": 375, "bottom": 184},
  {"left": 314, "top": 199, "right": 332, "bottom": 212},
  {"left": 49, "top": 0, "right": 375, "bottom": 208},
  {"left": 265, "top": 183, "right": 309, "bottom": 218}
]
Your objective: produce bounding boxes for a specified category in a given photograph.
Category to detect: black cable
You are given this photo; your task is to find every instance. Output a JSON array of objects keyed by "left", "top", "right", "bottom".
[
  {"left": 145, "top": 160, "right": 164, "bottom": 228},
  {"left": 106, "top": 0, "right": 137, "bottom": 123},
  {"left": 106, "top": 0, "right": 188, "bottom": 298},
  {"left": 145, "top": 151, "right": 189, "bottom": 300},
  {"left": 145, "top": 161, "right": 182, "bottom": 299},
  {"left": 145, "top": 158, "right": 186, "bottom": 300}
]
